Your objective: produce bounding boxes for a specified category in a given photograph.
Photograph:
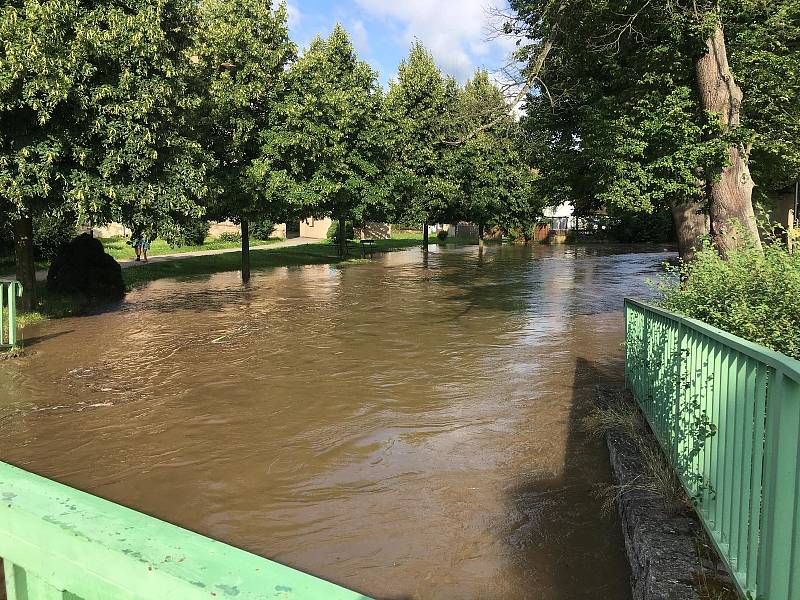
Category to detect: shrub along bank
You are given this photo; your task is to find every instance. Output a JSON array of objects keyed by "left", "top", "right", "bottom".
[{"left": 657, "top": 237, "right": 800, "bottom": 360}]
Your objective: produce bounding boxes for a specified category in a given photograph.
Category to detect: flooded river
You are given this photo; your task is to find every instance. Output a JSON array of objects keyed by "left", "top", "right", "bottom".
[{"left": 0, "top": 244, "right": 673, "bottom": 599}]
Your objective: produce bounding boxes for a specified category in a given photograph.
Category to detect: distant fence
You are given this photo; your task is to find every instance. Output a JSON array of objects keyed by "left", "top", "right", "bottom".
[
  {"left": 625, "top": 298, "right": 800, "bottom": 600},
  {"left": 0, "top": 280, "right": 22, "bottom": 349},
  {"left": 0, "top": 461, "right": 371, "bottom": 599}
]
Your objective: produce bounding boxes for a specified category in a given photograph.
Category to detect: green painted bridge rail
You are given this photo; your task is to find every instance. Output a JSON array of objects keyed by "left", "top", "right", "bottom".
[
  {"left": 625, "top": 298, "right": 800, "bottom": 600},
  {"left": 0, "top": 461, "right": 371, "bottom": 599},
  {"left": 0, "top": 280, "right": 22, "bottom": 350}
]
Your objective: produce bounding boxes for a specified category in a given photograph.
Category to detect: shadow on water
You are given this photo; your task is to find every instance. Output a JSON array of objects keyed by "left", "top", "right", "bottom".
[
  {"left": 501, "top": 356, "right": 632, "bottom": 600},
  {"left": 16, "top": 330, "right": 73, "bottom": 348}
]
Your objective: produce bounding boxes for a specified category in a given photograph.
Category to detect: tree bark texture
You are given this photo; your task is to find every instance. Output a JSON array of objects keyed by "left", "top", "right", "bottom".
[
  {"left": 241, "top": 217, "right": 251, "bottom": 283},
  {"left": 695, "top": 24, "right": 761, "bottom": 257},
  {"left": 422, "top": 221, "right": 429, "bottom": 251},
  {"left": 338, "top": 218, "right": 347, "bottom": 258},
  {"left": 671, "top": 201, "right": 708, "bottom": 262},
  {"left": 14, "top": 214, "right": 37, "bottom": 311}
]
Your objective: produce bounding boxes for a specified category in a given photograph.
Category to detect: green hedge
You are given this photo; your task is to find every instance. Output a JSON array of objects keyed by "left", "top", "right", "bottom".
[{"left": 658, "top": 238, "right": 800, "bottom": 360}]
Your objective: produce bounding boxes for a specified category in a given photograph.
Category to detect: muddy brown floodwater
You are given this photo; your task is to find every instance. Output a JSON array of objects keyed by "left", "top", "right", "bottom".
[{"left": 0, "top": 244, "right": 674, "bottom": 599}]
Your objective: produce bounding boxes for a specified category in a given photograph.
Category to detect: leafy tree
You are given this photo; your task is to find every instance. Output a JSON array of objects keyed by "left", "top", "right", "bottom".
[
  {"left": 0, "top": 0, "right": 210, "bottom": 308},
  {"left": 725, "top": 0, "right": 800, "bottom": 195},
  {"left": 385, "top": 43, "right": 460, "bottom": 249},
  {"left": 509, "top": 0, "right": 799, "bottom": 259},
  {"left": 259, "top": 25, "right": 387, "bottom": 257},
  {"left": 449, "top": 70, "right": 541, "bottom": 238},
  {"left": 192, "top": 0, "right": 295, "bottom": 281}
]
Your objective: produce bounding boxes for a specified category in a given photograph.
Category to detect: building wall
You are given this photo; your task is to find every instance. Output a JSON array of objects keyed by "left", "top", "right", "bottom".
[
  {"left": 300, "top": 217, "right": 333, "bottom": 239},
  {"left": 91, "top": 223, "right": 129, "bottom": 238},
  {"left": 354, "top": 222, "right": 391, "bottom": 240},
  {"left": 208, "top": 220, "right": 240, "bottom": 237},
  {"left": 770, "top": 190, "right": 796, "bottom": 228}
]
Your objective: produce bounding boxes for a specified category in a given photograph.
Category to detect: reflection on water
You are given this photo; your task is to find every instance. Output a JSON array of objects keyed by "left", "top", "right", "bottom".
[{"left": 0, "top": 244, "right": 673, "bottom": 599}]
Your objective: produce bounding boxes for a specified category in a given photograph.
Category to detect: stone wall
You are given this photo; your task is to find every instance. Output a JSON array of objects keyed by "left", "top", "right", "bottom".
[{"left": 597, "top": 387, "right": 736, "bottom": 600}]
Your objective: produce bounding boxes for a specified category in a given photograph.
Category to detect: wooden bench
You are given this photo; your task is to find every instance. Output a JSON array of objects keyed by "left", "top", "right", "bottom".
[{"left": 359, "top": 238, "right": 377, "bottom": 257}]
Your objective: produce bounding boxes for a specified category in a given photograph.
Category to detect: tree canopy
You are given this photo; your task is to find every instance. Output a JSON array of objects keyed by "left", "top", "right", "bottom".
[
  {"left": 0, "top": 0, "right": 210, "bottom": 305},
  {"left": 260, "top": 25, "right": 387, "bottom": 255},
  {"left": 510, "top": 0, "right": 800, "bottom": 258},
  {"left": 192, "top": 0, "right": 295, "bottom": 278}
]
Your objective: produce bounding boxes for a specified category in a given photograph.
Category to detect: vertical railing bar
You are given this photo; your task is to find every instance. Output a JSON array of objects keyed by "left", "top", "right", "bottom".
[
  {"left": 734, "top": 358, "right": 756, "bottom": 574},
  {"left": 758, "top": 371, "right": 800, "bottom": 599},
  {"left": 788, "top": 387, "right": 800, "bottom": 600},
  {"left": 712, "top": 345, "right": 730, "bottom": 538},
  {"left": 0, "top": 281, "right": 5, "bottom": 347},
  {"left": 736, "top": 358, "right": 759, "bottom": 580},
  {"left": 745, "top": 363, "right": 768, "bottom": 591},
  {"left": 728, "top": 354, "right": 747, "bottom": 567},
  {"left": 657, "top": 314, "right": 668, "bottom": 443},
  {"left": 697, "top": 336, "right": 714, "bottom": 519},
  {"left": 8, "top": 281, "right": 18, "bottom": 348},
  {"left": 707, "top": 339, "right": 723, "bottom": 530}
]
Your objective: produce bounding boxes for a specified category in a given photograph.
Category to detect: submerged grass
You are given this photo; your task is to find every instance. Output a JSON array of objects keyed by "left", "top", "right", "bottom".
[
  {"left": 121, "top": 236, "right": 475, "bottom": 288},
  {"left": 2, "top": 234, "right": 482, "bottom": 344}
]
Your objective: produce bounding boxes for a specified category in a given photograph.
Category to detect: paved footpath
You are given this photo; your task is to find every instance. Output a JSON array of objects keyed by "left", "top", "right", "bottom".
[{"left": 32, "top": 236, "right": 318, "bottom": 281}]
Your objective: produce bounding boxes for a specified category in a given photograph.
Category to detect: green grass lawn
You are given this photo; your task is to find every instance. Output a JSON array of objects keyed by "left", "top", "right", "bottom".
[{"left": 99, "top": 235, "right": 280, "bottom": 260}]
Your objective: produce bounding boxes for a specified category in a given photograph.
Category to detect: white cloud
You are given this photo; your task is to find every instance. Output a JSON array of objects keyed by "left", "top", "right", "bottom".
[
  {"left": 354, "top": 0, "right": 512, "bottom": 81},
  {"left": 350, "top": 19, "right": 370, "bottom": 55},
  {"left": 286, "top": 1, "right": 302, "bottom": 28}
]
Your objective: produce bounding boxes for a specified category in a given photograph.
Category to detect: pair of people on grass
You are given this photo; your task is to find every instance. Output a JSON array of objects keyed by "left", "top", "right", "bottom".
[{"left": 130, "top": 229, "right": 151, "bottom": 262}]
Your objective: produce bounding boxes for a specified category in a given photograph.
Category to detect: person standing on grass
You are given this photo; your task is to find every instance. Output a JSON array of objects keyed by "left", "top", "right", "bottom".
[
  {"left": 131, "top": 229, "right": 150, "bottom": 262},
  {"left": 136, "top": 234, "right": 150, "bottom": 262}
]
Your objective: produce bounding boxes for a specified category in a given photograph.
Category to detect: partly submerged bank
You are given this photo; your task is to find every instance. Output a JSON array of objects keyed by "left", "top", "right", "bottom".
[{"left": 13, "top": 236, "right": 480, "bottom": 331}]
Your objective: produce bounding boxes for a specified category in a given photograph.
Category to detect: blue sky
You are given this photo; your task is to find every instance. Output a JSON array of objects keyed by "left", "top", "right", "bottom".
[{"left": 286, "top": 0, "right": 516, "bottom": 86}]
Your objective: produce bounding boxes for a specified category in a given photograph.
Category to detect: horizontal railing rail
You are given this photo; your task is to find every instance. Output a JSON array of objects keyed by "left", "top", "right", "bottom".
[
  {"left": 0, "top": 461, "right": 371, "bottom": 599},
  {"left": 625, "top": 298, "right": 800, "bottom": 600},
  {"left": 0, "top": 280, "right": 22, "bottom": 349}
]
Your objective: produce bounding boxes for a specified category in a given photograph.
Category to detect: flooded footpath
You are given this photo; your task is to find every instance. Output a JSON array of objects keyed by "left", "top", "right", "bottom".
[{"left": 0, "top": 244, "right": 674, "bottom": 599}]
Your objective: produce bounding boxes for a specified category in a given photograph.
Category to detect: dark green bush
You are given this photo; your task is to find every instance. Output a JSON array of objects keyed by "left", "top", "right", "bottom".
[
  {"left": 47, "top": 233, "right": 125, "bottom": 302},
  {"left": 436, "top": 229, "right": 448, "bottom": 241},
  {"left": 250, "top": 219, "right": 276, "bottom": 240},
  {"left": 0, "top": 213, "right": 78, "bottom": 261},
  {"left": 326, "top": 220, "right": 355, "bottom": 241},
  {"left": 163, "top": 220, "right": 209, "bottom": 247},
  {"left": 34, "top": 213, "right": 79, "bottom": 260},
  {"left": 657, "top": 238, "right": 800, "bottom": 359},
  {"left": 216, "top": 231, "right": 242, "bottom": 243}
]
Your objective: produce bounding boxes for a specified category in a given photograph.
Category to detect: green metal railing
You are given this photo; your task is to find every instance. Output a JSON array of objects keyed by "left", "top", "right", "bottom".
[
  {"left": 625, "top": 298, "right": 800, "bottom": 600},
  {"left": 0, "top": 461, "right": 371, "bottom": 599},
  {"left": 0, "top": 280, "right": 22, "bottom": 349}
]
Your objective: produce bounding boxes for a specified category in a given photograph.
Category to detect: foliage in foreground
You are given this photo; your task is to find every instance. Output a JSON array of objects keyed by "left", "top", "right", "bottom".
[{"left": 658, "top": 238, "right": 800, "bottom": 360}]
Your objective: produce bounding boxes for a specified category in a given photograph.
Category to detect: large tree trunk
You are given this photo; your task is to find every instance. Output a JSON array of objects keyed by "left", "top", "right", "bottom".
[
  {"left": 695, "top": 24, "right": 760, "bottom": 257},
  {"left": 422, "top": 221, "right": 429, "bottom": 251},
  {"left": 338, "top": 218, "right": 347, "bottom": 258},
  {"left": 14, "top": 214, "right": 37, "bottom": 311},
  {"left": 241, "top": 217, "right": 250, "bottom": 283},
  {"left": 671, "top": 201, "right": 708, "bottom": 262}
]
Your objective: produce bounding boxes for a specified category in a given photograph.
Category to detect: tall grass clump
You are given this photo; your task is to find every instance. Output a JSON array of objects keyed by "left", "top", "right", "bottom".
[{"left": 656, "top": 235, "right": 800, "bottom": 360}]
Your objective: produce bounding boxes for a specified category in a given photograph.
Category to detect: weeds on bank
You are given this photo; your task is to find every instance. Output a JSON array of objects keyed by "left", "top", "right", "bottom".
[
  {"left": 584, "top": 390, "right": 739, "bottom": 600},
  {"left": 692, "top": 533, "right": 739, "bottom": 600},
  {"left": 582, "top": 390, "right": 687, "bottom": 515}
]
